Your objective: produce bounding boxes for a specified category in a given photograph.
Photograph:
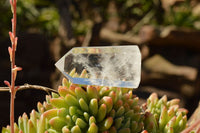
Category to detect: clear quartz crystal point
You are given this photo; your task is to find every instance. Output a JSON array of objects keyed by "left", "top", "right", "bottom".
[{"left": 55, "top": 46, "right": 141, "bottom": 88}]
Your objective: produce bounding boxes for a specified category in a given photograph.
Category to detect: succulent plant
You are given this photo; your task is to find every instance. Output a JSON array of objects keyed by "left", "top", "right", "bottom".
[
  {"left": 2, "top": 69, "right": 144, "bottom": 133},
  {"left": 2, "top": 69, "right": 189, "bottom": 133},
  {"left": 142, "top": 93, "right": 188, "bottom": 133}
]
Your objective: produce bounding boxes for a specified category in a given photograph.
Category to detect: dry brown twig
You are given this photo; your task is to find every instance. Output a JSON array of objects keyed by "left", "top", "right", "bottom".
[
  {"left": 0, "top": 84, "right": 58, "bottom": 95},
  {"left": 100, "top": 28, "right": 141, "bottom": 44}
]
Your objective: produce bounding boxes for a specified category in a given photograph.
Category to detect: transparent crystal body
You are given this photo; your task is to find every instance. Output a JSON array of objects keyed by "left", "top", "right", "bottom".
[{"left": 55, "top": 46, "right": 141, "bottom": 88}]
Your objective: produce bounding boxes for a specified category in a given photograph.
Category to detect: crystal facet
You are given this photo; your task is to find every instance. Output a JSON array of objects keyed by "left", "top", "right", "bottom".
[{"left": 55, "top": 46, "right": 141, "bottom": 88}]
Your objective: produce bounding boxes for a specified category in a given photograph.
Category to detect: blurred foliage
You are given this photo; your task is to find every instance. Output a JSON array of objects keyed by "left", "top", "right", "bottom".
[
  {"left": 69, "top": 0, "right": 154, "bottom": 34},
  {"left": 72, "top": 20, "right": 92, "bottom": 35},
  {"left": 0, "top": 0, "right": 12, "bottom": 38},
  {"left": 0, "top": 0, "right": 59, "bottom": 38},
  {"left": 1, "top": 0, "right": 200, "bottom": 39},
  {"left": 164, "top": 2, "right": 200, "bottom": 28},
  {"left": 17, "top": 0, "right": 59, "bottom": 35},
  {"left": 117, "top": 0, "right": 154, "bottom": 19}
]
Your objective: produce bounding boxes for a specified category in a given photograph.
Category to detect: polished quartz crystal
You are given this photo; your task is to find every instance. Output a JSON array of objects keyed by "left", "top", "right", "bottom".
[{"left": 55, "top": 46, "right": 141, "bottom": 88}]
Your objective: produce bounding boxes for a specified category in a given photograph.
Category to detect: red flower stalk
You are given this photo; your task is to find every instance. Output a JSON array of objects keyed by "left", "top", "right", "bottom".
[{"left": 5, "top": 0, "right": 22, "bottom": 133}]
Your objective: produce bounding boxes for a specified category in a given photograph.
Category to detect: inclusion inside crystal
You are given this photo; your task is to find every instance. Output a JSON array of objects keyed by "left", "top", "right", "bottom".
[{"left": 55, "top": 46, "right": 141, "bottom": 88}]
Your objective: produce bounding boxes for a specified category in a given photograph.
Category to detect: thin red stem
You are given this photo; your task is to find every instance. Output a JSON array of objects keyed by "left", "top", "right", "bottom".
[
  {"left": 12, "top": 0, "right": 17, "bottom": 38},
  {"left": 10, "top": 91, "right": 15, "bottom": 133},
  {"left": 10, "top": 0, "right": 17, "bottom": 133}
]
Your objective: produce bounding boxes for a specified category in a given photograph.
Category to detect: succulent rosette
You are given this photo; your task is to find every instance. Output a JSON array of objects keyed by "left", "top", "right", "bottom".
[
  {"left": 143, "top": 93, "right": 188, "bottom": 133},
  {"left": 2, "top": 69, "right": 144, "bottom": 133}
]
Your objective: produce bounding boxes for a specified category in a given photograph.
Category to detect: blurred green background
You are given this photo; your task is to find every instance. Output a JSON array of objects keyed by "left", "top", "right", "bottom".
[{"left": 1, "top": 0, "right": 200, "bottom": 39}]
